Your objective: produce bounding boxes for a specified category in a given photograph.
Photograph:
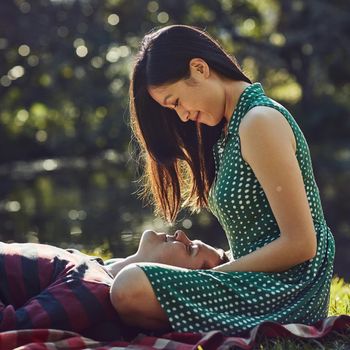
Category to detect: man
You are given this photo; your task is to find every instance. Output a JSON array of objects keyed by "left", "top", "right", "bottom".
[
  {"left": 0, "top": 230, "right": 228, "bottom": 337},
  {"left": 105, "top": 229, "right": 229, "bottom": 275}
]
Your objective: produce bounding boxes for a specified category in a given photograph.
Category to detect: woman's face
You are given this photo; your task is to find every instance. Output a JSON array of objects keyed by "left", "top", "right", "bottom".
[
  {"left": 137, "top": 229, "right": 223, "bottom": 269},
  {"left": 147, "top": 58, "right": 226, "bottom": 126}
]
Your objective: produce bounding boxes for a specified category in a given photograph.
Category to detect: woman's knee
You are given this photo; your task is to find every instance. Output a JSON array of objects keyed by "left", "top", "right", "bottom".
[
  {"left": 110, "top": 264, "right": 171, "bottom": 329},
  {"left": 110, "top": 264, "right": 147, "bottom": 314}
]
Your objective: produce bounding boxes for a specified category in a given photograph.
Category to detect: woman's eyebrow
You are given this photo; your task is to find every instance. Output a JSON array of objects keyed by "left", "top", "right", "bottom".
[{"left": 163, "top": 94, "right": 172, "bottom": 105}]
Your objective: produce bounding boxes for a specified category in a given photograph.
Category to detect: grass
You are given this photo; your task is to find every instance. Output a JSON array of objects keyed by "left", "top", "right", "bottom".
[
  {"left": 81, "top": 242, "right": 113, "bottom": 260},
  {"left": 250, "top": 276, "right": 350, "bottom": 350}
]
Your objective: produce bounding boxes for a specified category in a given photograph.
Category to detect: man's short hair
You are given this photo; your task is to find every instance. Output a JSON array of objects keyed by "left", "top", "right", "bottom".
[
  {"left": 217, "top": 248, "right": 230, "bottom": 264},
  {"left": 201, "top": 247, "right": 230, "bottom": 269}
]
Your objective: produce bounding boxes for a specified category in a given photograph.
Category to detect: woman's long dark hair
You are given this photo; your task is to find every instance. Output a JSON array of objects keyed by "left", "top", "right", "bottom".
[{"left": 130, "top": 24, "right": 251, "bottom": 223}]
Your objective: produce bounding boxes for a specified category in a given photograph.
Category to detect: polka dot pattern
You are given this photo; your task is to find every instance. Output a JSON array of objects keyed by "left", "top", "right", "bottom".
[{"left": 137, "top": 83, "right": 335, "bottom": 335}]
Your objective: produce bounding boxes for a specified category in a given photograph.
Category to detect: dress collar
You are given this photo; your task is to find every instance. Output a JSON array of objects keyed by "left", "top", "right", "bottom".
[{"left": 225, "top": 82, "right": 265, "bottom": 136}]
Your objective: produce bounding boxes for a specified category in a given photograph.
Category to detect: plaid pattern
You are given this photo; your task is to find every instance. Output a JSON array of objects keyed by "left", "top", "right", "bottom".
[{"left": 0, "top": 315, "right": 349, "bottom": 350}]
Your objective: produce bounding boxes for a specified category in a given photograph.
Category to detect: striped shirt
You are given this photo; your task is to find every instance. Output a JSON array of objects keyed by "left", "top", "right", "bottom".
[{"left": 0, "top": 242, "right": 119, "bottom": 333}]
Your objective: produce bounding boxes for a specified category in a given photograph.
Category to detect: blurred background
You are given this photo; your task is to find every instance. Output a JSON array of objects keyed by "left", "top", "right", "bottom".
[{"left": 0, "top": 0, "right": 349, "bottom": 280}]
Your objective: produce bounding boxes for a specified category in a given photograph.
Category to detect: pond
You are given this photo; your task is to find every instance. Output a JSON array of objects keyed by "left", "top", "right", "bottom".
[{"left": 0, "top": 148, "right": 349, "bottom": 282}]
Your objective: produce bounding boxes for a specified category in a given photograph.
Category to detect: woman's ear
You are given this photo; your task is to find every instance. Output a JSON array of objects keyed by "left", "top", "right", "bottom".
[{"left": 189, "top": 58, "right": 210, "bottom": 80}]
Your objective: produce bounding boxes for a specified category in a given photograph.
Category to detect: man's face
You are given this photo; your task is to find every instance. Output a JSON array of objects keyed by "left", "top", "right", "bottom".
[{"left": 137, "top": 229, "right": 223, "bottom": 269}]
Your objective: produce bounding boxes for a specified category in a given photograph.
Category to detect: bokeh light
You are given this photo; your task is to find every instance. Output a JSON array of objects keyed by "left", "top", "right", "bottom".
[
  {"left": 36, "top": 130, "right": 48, "bottom": 142},
  {"left": 106, "top": 46, "right": 120, "bottom": 63},
  {"left": 147, "top": 1, "right": 159, "bottom": 13},
  {"left": 16, "top": 109, "right": 29, "bottom": 123},
  {"left": 91, "top": 56, "right": 104, "bottom": 68},
  {"left": 27, "top": 55, "right": 39, "bottom": 66},
  {"left": 5, "top": 201, "right": 21, "bottom": 212},
  {"left": 42, "top": 159, "right": 58, "bottom": 171},
  {"left": 269, "top": 33, "right": 286, "bottom": 46},
  {"left": 157, "top": 11, "right": 169, "bottom": 23},
  {"left": 8, "top": 66, "right": 25, "bottom": 80},
  {"left": 0, "top": 76, "right": 11, "bottom": 87},
  {"left": 76, "top": 45, "right": 88, "bottom": 57},
  {"left": 107, "top": 14, "right": 120, "bottom": 26},
  {"left": 18, "top": 44, "right": 30, "bottom": 56}
]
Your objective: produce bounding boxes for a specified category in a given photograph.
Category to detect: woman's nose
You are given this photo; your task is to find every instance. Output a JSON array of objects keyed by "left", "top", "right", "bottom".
[{"left": 176, "top": 108, "right": 189, "bottom": 122}]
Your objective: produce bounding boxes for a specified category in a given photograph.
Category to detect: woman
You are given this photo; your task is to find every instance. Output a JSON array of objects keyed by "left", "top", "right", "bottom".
[{"left": 111, "top": 24, "right": 335, "bottom": 335}]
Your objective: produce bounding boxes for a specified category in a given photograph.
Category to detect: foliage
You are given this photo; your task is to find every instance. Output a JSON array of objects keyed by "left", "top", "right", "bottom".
[
  {"left": 80, "top": 241, "right": 114, "bottom": 260},
  {"left": 0, "top": 0, "right": 349, "bottom": 280},
  {"left": 329, "top": 275, "right": 350, "bottom": 316}
]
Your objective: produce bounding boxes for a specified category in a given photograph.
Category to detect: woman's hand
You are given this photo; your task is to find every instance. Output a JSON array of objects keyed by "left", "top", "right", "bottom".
[{"left": 211, "top": 236, "right": 313, "bottom": 273}]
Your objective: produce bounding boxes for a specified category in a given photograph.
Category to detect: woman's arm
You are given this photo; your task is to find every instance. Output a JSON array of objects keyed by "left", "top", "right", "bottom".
[
  {"left": 212, "top": 236, "right": 314, "bottom": 272},
  {"left": 213, "top": 108, "right": 317, "bottom": 273}
]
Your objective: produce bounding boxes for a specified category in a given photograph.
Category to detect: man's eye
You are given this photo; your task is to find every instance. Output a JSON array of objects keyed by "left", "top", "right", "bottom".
[
  {"left": 173, "top": 99, "right": 179, "bottom": 108},
  {"left": 187, "top": 244, "right": 192, "bottom": 254}
]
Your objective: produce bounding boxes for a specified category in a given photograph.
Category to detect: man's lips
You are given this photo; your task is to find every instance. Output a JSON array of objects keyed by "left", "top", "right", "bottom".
[{"left": 165, "top": 234, "right": 197, "bottom": 255}]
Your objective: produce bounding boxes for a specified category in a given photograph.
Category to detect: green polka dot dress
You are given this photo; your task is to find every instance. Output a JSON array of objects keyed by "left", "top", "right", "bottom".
[{"left": 137, "top": 82, "right": 335, "bottom": 335}]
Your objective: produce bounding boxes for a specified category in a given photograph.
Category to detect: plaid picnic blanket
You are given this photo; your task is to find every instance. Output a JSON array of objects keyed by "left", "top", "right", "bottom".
[{"left": 0, "top": 315, "right": 349, "bottom": 350}]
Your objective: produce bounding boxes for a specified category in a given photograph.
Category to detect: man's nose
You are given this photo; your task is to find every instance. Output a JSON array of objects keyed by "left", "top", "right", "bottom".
[{"left": 174, "top": 230, "right": 191, "bottom": 244}]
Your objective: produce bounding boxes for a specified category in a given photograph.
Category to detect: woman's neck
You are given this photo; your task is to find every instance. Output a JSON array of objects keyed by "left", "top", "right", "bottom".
[{"left": 223, "top": 80, "right": 251, "bottom": 123}]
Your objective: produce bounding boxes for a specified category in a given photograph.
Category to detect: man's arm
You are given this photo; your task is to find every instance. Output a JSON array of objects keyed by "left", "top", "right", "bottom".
[
  {"left": 0, "top": 242, "right": 118, "bottom": 332},
  {"left": 0, "top": 278, "right": 117, "bottom": 332}
]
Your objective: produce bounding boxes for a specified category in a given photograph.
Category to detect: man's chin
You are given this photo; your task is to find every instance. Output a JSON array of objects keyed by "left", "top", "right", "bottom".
[{"left": 168, "top": 261, "right": 202, "bottom": 270}]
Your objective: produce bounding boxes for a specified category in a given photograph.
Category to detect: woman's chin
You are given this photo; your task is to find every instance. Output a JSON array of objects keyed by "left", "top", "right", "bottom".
[{"left": 200, "top": 115, "right": 224, "bottom": 127}]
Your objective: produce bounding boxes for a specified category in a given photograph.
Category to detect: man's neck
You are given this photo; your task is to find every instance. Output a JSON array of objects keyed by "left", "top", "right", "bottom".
[{"left": 103, "top": 254, "right": 140, "bottom": 277}]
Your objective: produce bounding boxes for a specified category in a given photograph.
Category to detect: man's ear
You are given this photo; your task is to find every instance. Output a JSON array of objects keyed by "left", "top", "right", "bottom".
[{"left": 201, "top": 260, "right": 211, "bottom": 270}]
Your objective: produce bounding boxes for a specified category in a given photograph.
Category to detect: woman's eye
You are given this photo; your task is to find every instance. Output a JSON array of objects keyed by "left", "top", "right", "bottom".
[{"left": 173, "top": 99, "right": 179, "bottom": 109}]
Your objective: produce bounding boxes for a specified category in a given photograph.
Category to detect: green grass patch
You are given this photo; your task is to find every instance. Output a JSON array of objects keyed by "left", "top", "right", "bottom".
[
  {"left": 253, "top": 276, "right": 350, "bottom": 350},
  {"left": 81, "top": 242, "right": 113, "bottom": 261}
]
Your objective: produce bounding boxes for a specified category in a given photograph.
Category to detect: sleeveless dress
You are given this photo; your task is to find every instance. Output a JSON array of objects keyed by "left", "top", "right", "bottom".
[{"left": 137, "top": 82, "right": 335, "bottom": 335}]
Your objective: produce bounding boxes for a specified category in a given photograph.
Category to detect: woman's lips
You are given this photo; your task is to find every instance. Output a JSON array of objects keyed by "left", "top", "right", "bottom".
[
  {"left": 194, "top": 111, "right": 200, "bottom": 122},
  {"left": 190, "top": 111, "right": 201, "bottom": 123}
]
